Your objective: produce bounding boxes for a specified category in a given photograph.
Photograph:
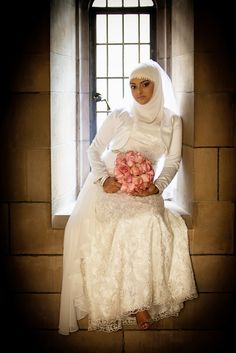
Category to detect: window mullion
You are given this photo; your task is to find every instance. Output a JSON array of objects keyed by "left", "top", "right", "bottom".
[
  {"left": 122, "top": 14, "right": 124, "bottom": 97},
  {"left": 138, "top": 13, "right": 140, "bottom": 62},
  {"left": 106, "top": 13, "right": 109, "bottom": 115}
]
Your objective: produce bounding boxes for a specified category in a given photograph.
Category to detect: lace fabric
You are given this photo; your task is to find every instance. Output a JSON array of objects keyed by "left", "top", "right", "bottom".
[
  {"left": 59, "top": 134, "right": 198, "bottom": 335},
  {"left": 70, "top": 189, "right": 198, "bottom": 333}
]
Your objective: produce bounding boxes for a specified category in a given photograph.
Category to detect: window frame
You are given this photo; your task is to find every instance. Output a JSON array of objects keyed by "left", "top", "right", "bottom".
[{"left": 89, "top": 2, "right": 157, "bottom": 142}]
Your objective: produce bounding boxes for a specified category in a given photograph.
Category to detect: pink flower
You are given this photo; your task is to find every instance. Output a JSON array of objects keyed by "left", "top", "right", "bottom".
[{"left": 114, "top": 150, "right": 154, "bottom": 194}]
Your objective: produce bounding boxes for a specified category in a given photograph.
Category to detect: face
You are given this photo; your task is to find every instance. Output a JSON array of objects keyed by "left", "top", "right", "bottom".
[{"left": 130, "top": 78, "right": 154, "bottom": 105}]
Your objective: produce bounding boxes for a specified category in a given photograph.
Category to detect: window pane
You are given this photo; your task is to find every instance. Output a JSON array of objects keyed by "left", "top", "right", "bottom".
[
  {"left": 124, "top": 78, "right": 132, "bottom": 101},
  {"left": 96, "top": 100, "right": 109, "bottom": 112},
  {"left": 140, "top": 15, "right": 150, "bottom": 42},
  {"left": 124, "top": 45, "right": 139, "bottom": 76},
  {"left": 97, "top": 113, "right": 109, "bottom": 132},
  {"left": 124, "top": 15, "right": 138, "bottom": 43},
  {"left": 93, "top": 0, "right": 106, "bottom": 7},
  {"left": 96, "top": 15, "right": 107, "bottom": 43},
  {"left": 140, "top": 0, "right": 153, "bottom": 6},
  {"left": 108, "top": 45, "right": 122, "bottom": 76},
  {"left": 124, "top": 0, "right": 138, "bottom": 6},
  {"left": 140, "top": 44, "right": 150, "bottom": 62},
  {"left": 96, "top": 79, "right": 107, "bottom": 105},
  {"left": 97, "top": 45, "right": 107, "bottom": 77},
  {"left": 108, "top": 79, "right": 123, "bottom": 109},
  {"left": 107, "top": 0, "right": 122, "bottom": 6},
  {"left": 108, "top": 15, "right": 122, "bottom": 43}
]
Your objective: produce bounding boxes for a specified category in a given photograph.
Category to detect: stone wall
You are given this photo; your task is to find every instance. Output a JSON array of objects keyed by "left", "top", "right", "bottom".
[{"left": 0, "top": 1, "right": 235, "bottom": 352}]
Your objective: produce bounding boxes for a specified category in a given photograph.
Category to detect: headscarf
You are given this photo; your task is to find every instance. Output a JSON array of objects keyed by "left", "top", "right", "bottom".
[
  {"left": 109, "top": 59, "right": 179, "bottom": 152},
  {"left": 128, "top": 59, "right": 179, "bottom": 124}
]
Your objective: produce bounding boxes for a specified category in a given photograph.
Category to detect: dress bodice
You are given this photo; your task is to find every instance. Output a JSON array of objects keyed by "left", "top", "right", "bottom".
[
  {"left": 119, "top": 122, "right": 166, "bottom": 162},
  {"left": 102, "top": 123, "right": 166, "bottom": 176}
]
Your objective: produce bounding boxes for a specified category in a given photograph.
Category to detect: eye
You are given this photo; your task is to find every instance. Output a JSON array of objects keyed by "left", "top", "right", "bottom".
[
  {"left": 142, "top": 80, "right": 150, "bottom": 87},
  {"left": 130, "top": 84, "right": 136, "bottom": 90}
]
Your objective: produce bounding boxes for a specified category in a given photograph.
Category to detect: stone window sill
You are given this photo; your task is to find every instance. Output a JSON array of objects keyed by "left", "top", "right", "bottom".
[
  {"left": 52, "top": 200, "right": 193, "bottom": 230},
  {"left": 52, "top": 202, "right": 76, "bottom": 229}
]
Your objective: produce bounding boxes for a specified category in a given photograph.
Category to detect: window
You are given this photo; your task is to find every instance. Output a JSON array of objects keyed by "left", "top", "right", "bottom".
[{"left": 89, "top": 0, "right": 157, "bottom": 140}]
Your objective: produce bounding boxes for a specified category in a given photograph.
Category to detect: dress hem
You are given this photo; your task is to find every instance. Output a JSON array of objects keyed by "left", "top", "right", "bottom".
[{"left": 73, "top": 292, "right": 198, "bottom": 333}]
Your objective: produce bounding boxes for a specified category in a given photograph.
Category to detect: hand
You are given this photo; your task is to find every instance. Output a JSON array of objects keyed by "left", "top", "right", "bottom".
[
  {"left": 131, "top": 183, "right": 159, "bottom": 197},
  {"left": 103, "top": 176, "right": 121, "bottom": 193}
]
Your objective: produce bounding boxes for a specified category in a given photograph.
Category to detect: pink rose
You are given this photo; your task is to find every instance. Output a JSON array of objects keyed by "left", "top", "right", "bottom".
[{"left": 114, "top": 150, "right": 154, "bottom": 194}]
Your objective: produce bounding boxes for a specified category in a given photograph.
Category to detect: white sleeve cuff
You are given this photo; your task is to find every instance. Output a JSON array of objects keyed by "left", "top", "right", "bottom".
[
  {"left": 95, "top": 175, "right": 110, "bottom": 186},
  {"left": 154, "top": 179, "right": 163, "bottom": 194}
]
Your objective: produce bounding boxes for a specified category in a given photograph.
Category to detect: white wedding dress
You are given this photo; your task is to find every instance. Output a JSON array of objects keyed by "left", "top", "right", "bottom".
[{"left": 59, "top": 124, "right": 198, "bottom": 334}]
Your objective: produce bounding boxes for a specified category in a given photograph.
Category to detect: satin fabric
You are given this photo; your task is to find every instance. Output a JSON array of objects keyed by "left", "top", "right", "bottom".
[{"left": 88, "top": 107, "right": 182, "bottom": 193}]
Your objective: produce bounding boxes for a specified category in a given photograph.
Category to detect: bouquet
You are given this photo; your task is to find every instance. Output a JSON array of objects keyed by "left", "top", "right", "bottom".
[{"left": 114, "top": 150, "right": 155, "bottom": 194}]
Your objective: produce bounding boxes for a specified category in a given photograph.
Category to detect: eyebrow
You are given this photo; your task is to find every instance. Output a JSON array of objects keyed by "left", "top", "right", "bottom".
[{"left": 129, "top": 79, "right": 150, "bottom": 85}]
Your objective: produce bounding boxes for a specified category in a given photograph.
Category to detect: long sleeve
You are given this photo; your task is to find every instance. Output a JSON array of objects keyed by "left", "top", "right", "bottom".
[
  {"left": 88, "top": 111, "right": 118, "bottom": 183},
  {"left": 154, "top": 116, "right": 182, "bottom": 193}
]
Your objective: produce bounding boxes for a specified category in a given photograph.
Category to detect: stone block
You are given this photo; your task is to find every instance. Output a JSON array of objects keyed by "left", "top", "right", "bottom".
[
  {"left": 195, "top": 93, "right": 234, "bottom": 147},
  {"left": 192, "top": 255, "right": 236, "bottom": 292},
  {"left": 50, "top": 53, "right": 76, "bottom": 93},
  {"left": 10, "top": 202, "right": 64, "bottom": 254},
  {"left": 124, "top": 329, "right": 231, "bottom": 353},
  {"left": 0, "top": 203, "right": 9, "bottom": 254},
  {"left": 35, "top": 330, "right": 123, "bottom": 353},
  {"left": 51, "top": 143, "right": 77, "bottom": 217},
  {"left": 51, "top": 92, "right": 76, "bottom": 146},
  {"left": 27, "top": 149, "right": 51, "bottom": 202},
  {"left": 4, "top": 93, "right": 50, "bottom": 149},
  {"left": 172, "top": 0, "right": 194, "bottom": 56},
  {"left": 219, "top": 148, "right": 236, "bottom": 201},
  {"left": 6, "top": 255, "right": 63, "bottom": 292},
  {"left": 0, "top": 148, "right": 27, "bottom": 201},
  {"left": 176, "top": 92, "right": 194, "bottom": 146},
  {"left": 50, "top": 0, "right": 76, "bottom": 56},
  {"left": 194, "top": 3, "right": 234, "bottom": 53},
  {"left": 14, "top": 293, "right": 60, "bottom": 329},
  {"left": 172, "top": 53, "right": 194, "bottom": 93},
  {"left": 191, "top": 201, "right": 234, "bottom": 254},
  {"left": 176, "top": 145, "right": 193, "bottom": 214},
  {"left": 195, "top": 53, "right": 236, "bottom": 93},
  {"left": 193, "top": 148, "right": 217, "bottom": 201},
  {"left": 8, "top": 53, "right": 50, "bottom": 92}
]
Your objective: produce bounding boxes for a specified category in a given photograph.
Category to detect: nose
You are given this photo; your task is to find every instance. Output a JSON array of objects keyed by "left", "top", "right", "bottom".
[{"left": 137, "top": 85, "right": 143, "bottom": 94}]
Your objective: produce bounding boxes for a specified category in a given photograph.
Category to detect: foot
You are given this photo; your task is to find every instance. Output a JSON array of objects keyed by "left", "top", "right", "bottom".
[{"left": 135, "top": 310, "right": 152, "bottom": 330}]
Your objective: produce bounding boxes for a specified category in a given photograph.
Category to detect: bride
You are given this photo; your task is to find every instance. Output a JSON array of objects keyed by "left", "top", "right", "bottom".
[{"left": 58, "top": 59, "right": 198, "bottom": 334}]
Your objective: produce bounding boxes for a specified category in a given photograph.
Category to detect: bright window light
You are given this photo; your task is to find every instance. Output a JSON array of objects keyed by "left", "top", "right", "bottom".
[{"left": 93, "top": 0, "right": 154, "bottom": 132}]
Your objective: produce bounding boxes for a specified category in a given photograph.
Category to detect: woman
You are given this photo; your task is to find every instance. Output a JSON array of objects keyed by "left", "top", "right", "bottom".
[{"left": 58, "top": 59, "right": 198, "bottom": 334}]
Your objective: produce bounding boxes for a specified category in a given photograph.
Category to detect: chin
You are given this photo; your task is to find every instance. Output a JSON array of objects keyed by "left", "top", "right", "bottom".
[{"left": 137, "top": 98, "right": 147, "bottom": 104}]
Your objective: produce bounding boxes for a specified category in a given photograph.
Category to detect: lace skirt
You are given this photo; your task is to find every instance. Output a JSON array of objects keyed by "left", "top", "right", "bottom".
[{"left": 58, "top": 175, "right": 198, "bottom": 334}]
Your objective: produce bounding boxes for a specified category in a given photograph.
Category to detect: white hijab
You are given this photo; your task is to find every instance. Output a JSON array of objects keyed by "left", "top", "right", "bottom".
[
  {"left": 128, "top": 59, "right": 179, "bottom": 124},
  {"left": 110, "top": 59, "right": 179, "bottom": 152}
]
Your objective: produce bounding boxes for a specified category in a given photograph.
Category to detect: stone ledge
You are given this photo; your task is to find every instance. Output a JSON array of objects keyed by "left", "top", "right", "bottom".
[
  {"left": 52, "top": 202, "right": 75, "bottom": 229},
  {"left": 52, "top": 200, "right": 193, "bottom": 230}
]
